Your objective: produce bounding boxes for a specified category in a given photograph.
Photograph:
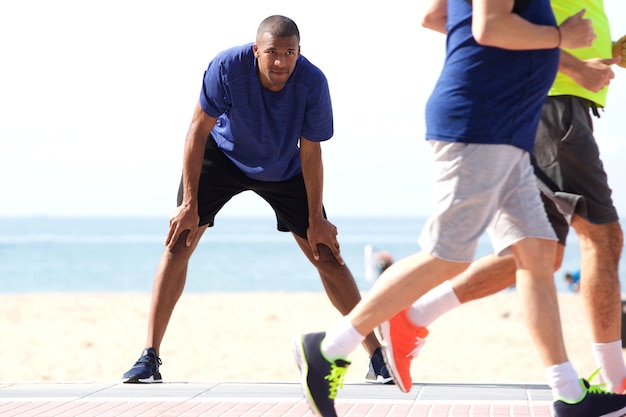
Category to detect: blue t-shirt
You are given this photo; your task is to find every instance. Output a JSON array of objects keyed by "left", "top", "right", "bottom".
[
  {"left": 425, "top": 0, "right": 560, "bottom": 153},
  {"left": 199, "top": 43, "right": 333, "bottom": 181}
]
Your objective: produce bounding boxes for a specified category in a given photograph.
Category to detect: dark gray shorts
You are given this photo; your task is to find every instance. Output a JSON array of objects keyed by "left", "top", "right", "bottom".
[
  {"left": 177, "top": 136, "right": 325, "bottom": 239},
  {"left": 532, "top": 95, "right": 619, "bottom": 244}
]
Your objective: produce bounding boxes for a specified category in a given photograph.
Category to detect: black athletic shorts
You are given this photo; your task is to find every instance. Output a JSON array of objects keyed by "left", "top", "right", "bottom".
[
  {"left": 531, "top": 95, "right": 619, "bottom": 245},
  {"left": 177, "top": 135, "right": 325, "bottom": 239}
]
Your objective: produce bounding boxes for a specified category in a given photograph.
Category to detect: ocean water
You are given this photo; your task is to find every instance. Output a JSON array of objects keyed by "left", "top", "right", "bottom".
[{"left": 0, "top": 216, "right": 596, "bottom": 294}]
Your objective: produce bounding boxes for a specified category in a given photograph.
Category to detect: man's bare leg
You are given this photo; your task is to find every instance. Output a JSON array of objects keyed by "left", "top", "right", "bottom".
[
  {"left": 572, "top": 217, "right": 626, "bottom": 390},
  {"left": 512, "top": 238, "right": 568, "bottom": 368},
  {"left": 123, "top": 227, "right": 208, "bottom": 382},
  {"left": 293, "top": 234, "right": 380, "bottom": 356},
  {"left": 407, "top": 246, "right": 565, "bottom": 328},
  {"left": 145, "top": 226, "right": 207, "bottom": 355},
  {"left": 452, "top": 244, "right": 566, "bottom": 303}
]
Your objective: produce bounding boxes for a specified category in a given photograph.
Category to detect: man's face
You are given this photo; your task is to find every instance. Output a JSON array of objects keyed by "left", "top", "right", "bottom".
[{"left": 253, "top": 33, "right": 300, "bottom": 92}]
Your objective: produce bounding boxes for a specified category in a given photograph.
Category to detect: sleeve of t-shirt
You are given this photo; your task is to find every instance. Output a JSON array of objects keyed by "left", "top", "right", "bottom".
[
  {"left": 199, "top": 58, "right": 228, "bottom": 118},
  {"left": 301, "top": 77, "right": 334, "bottom": 142}
]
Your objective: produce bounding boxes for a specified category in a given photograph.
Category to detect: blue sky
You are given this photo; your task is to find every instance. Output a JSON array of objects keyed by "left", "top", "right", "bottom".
[{"left": 1, "top": 1, "right": 625, "bottom": 218}]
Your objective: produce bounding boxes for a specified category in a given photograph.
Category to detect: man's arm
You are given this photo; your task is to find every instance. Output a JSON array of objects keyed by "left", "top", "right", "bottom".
[
  {"left": 422, "top": 0, "right": 447, "bottom": 34},
  {"left": 299, "top": 137, "right": 344, "bottom": 264},
  {"left": 166, "top": 101, "right": 217, "bottom": 250},
  {"left": 421, "top": 0, "right": 595, "bottom": 51},
  {"left": 558, "top": 50, "right": 620, "bottom": 93},
  {"left": 471, "top": 0, "right": 594, "bottom": 50}
]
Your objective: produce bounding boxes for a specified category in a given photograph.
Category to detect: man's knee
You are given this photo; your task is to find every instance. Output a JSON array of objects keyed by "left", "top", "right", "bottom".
[
  {"left": 314, "top": 243, "right": 339, "bottom": 263},
  {"left": 165, "top": 231, "right": 200, "bottom": 259}
]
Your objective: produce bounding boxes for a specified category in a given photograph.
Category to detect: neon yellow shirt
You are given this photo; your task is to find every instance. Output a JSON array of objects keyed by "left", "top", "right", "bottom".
[{"left": 550, "top": 0, "right": 612, "bottom": 106}]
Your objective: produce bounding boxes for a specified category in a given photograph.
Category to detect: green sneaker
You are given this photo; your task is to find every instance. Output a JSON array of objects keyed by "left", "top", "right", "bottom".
[
  {"left": 553, "top": 369, "right": 626, "bottom": 417},
  {"left": 292, "top": 332, "right": 350, "bottom": 417}
]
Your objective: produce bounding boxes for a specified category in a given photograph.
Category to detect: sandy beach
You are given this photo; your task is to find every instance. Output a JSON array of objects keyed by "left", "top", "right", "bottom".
[{"left": 0, "top": 291, "right": 610, "bottom": 384}]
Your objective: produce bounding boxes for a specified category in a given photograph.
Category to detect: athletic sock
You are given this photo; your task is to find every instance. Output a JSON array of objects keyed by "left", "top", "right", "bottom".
[
  {"left": 545, "top": 362, "right": 584, "bottom": 402},
  {"left": 406, "top": 280, "right": 461, "bottom": 328},
  {"left": 321, "top": 317, "right": 365, "bottom": 361},
  {"left": 592, "top": 340, "right": 626, "bottom": 392}
]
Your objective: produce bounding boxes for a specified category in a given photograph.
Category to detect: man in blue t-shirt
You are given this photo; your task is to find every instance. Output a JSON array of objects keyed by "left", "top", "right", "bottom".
[{"left": 122, "top": 15, "right": 389, "bottom": 384}]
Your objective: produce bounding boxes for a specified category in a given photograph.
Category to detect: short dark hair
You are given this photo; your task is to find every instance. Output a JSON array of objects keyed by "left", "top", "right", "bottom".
[{"left": 257, "top": 15, "right": 300, "bottom": 41}]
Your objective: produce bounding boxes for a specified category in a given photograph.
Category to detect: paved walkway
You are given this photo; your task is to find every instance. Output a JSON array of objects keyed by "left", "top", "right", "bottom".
[{"left": 0, "top": 381, "right": 555, "bottom": 417}]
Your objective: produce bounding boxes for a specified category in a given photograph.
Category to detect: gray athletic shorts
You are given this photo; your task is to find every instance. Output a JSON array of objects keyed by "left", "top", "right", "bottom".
[
  {"left": 532, "top": 95, "right": 619, "bottom": 244},
  {"left": 418, "top": 141, "right": 557, "bottom": 263}
]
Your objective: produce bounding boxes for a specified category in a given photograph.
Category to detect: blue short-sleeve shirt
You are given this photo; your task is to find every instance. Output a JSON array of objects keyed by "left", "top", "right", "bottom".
[
  {"left": 199, "top": 43, "right": 333, "bottom": 181},
  {"left": 425, "top": 0, "right": 560, "bottom": 153}
]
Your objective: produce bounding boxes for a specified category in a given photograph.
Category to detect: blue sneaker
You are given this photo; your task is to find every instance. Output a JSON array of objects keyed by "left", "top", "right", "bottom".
[
  {"left": 364, "top": 347, "right": 394, "bottom": 384},
  {"left": 292, "top": 332, "right": 350, "bottom": 417},
  {"left": 553, "top": 377, "right": 626, "bottom": 417},
  {"left": 122, "top": 348, "right": 163, "bottom": 383}
]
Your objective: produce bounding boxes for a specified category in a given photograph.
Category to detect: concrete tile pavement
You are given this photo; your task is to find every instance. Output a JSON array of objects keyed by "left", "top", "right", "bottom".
[{"left": 0, "top": 381, "right": 555, "bottom": 417}]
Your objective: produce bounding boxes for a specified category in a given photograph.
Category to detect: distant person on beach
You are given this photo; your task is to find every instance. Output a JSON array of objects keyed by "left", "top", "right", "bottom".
[
  {"left": 121, "top": 15, "right": 390, "bottom": 384},
  {"left": 394, "top": 0, "right": 626, "bottom": 398},
  {"left": 565, "top": 270, "right": 581, "bottom": 292},
  {"left": 363, "top": 245, "right": 394, "bottom": 282},
  {"left": 292, "top": 1, "right": 626, "bottom": 416}
]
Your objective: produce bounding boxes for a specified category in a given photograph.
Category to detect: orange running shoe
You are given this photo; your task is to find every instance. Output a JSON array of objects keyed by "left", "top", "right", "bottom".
[{"left": 378, "top": 309, "right": 429, "bottom": 393}]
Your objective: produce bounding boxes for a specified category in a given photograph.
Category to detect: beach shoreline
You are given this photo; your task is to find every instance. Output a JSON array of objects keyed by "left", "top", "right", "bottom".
[{"left": 0, "top": 291, "right": 607, "bottom": 384}]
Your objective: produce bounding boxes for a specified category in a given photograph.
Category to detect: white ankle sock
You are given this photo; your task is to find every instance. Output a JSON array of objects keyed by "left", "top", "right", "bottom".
[
  {"left": 320, "top": 317, "right": 365, "bottom": 360},
  {"left": 592, "top": 340, "right": 626, "bottom": 392},
  {"left": 545, "top": 362, "right": 584, "bottom": 402},
  {"left": 406, "top": 280, "right": 461, "bottom": 327}
]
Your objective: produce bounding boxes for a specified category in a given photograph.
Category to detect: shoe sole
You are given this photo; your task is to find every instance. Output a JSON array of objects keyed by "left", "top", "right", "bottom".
[
  {"left": 378, "top": 322, "right": 410, "bottom": 393},
  {"left": 291, "top": 334, "right": 323, "bottom": 417},
  {"left": 364, "top": 375, "right": 395, "bottom": 384},
  {"left": 122, "top": 373, "right": 163, "bottom": 384},
  {"left": 603, "top": 406, "right": 626, "bottom": 417}
]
